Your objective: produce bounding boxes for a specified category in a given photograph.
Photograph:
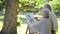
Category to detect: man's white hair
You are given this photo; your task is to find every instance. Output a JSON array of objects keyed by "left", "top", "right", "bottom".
[{"left": 42, "top": 8, "right": 50, "bottom": 18}]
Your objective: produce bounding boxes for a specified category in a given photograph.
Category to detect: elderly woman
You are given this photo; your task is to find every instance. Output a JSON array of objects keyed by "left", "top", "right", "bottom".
[
  {"left": 43, "top": 4, "right": 58, "bottom": 34},
  {"left": 29, "top": 9, "right": 52, "bottom": 34}
]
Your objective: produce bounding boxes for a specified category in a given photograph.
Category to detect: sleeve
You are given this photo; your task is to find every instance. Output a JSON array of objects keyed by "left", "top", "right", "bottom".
[{"left": 29, "top": 20, "right": 44, "bottom": 32}]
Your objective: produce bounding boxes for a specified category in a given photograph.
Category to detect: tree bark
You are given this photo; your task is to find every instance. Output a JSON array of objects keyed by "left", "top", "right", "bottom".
[{"left": 1, "top": 0, "right": 18, "bottom": 34}]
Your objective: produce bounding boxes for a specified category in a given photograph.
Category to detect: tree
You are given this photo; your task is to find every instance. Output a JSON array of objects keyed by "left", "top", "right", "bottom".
[
  {"left": 18, "top": 0, "right": 44, "bottom": 12},
  {"left": 1, "top": 0, "right": 18, "bottom": 34},
  {"left": 49, "top": 0, "right": 60, "bottom": 16}
]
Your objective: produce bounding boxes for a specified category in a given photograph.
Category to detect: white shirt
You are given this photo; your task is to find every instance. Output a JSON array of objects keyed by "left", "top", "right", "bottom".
[
  {"left": 30, "top": 18, "right": 52, "bottom": 34},
  {"left": 49, "top": 12, "right": 58, "bottom": 32}
]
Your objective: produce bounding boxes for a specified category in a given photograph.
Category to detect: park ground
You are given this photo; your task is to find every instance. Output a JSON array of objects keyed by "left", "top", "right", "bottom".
[{"left": 0, "top": 15, "right": 60, "bottom": 34}]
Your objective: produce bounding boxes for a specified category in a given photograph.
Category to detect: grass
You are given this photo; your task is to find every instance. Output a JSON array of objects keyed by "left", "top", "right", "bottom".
[{"left": 0, "top": 15, "right": 60, "bottom": 34}]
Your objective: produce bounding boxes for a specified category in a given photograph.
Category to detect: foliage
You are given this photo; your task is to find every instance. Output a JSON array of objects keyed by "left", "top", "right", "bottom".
[
  {"left": 49, "top": 0, "right": 60, "bottom": 16},
  {"left": 0, "top": 0, "right": 44, "bottom": 13},
  {"left": 1, "top": 0, "right": 60, "bottom": 15},
  {"left": 0, "top": 0, "right": 5, "bottom": 11},
  {"left": 18, "top": 0, "right": 44, "bottom": 12}
]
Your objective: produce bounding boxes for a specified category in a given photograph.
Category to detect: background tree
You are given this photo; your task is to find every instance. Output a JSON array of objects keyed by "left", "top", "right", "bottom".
[
  {"left": 1, "top": 0, "right": 18, "bottom": 34},
  {"left": 49, "top": 0, "right": 60, "bottom": 16},
  {"left": 18, "top": 0, "right": 44, "bottom": 13}
]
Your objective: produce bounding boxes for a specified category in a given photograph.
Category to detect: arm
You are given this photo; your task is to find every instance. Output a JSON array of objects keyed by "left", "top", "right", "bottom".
[{"left": 29, "top": 19, "right": 43, "bottom": 32}]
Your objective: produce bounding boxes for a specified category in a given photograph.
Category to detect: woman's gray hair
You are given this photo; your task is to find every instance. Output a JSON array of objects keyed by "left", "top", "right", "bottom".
[
  {"left": 44, "top": 4, "right": 52, "bottom": 12},
  {"left": 42, "top": 9, "right": 50, "bottom": 18}
]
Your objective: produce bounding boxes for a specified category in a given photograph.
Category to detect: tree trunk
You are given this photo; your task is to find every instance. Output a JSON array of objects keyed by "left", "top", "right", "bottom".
[{"left": 1, "top": 0, "right": 18, "bottom": 34}]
